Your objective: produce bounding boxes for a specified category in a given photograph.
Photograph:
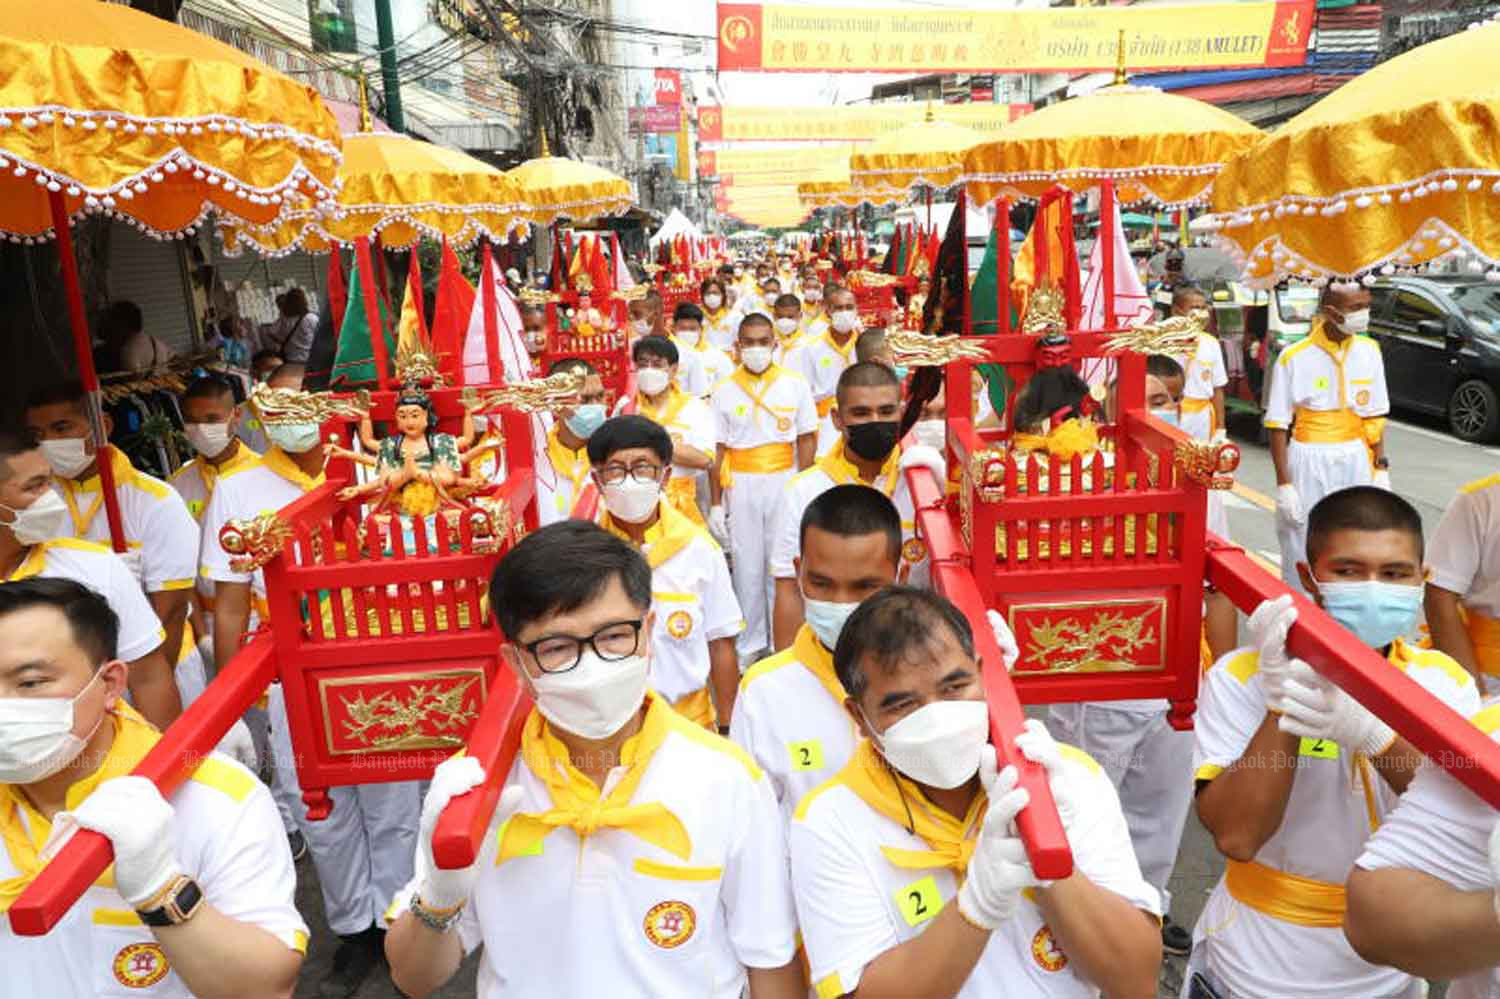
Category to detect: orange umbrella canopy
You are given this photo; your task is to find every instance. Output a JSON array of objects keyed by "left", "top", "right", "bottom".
[{"left": 0, "top": 0, "right": 342, "bottom": 240}]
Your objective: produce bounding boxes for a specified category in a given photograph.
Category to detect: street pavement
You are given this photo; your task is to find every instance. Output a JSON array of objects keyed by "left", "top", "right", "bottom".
[{"left": 289, "top": 403, "right": 1495, "bottom": 998}]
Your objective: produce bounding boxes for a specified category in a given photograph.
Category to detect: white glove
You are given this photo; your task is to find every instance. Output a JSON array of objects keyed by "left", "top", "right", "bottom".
[
  {"left": 1277, "top": 660, "right": 1395, "bottom": 757},
  {"left": 1210, "top": 428, "right": 1229, "bottom": 447},
  {"left": 957, "top": 750, "right": 1038, "bottom": 930},
  {"left": 414, "top": 757, "right": 522, "bottom": 910},
  {"left": 214, "top": 719, "right": 258, "bottom": 771},
  {"left": 1014, "top": 718, "right": 1080, "bottom": 834},
  {"left": 987, "top": 609, "right": 1021, "bottom": 672},
  {"left": 1373, "top": 469, "right": 1392, "bottom": 491},
  {"left": 1250, "top": 595, "right": 1299, "bottom": 711},
  {"left": 898, "top": 443, "right": 946, "bottom": 484},
  {"left": 1275, "top": 483, "right": 1304, "bottom": 526},
  {"left": 117, "top": 548, "right": 143, "bottom": 584},
  {"left": 54, "top": 776, "right": 178, "bottom": 907},
  {"left": 707, "top": 505, "right": 730, "bottom": 546}
]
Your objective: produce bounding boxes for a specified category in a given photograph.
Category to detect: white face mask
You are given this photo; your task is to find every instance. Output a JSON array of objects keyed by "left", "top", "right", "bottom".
[
  {"left": 702, "top": 293, "right": 723, "bottom": 310},
  {"left": 630, "top": 318, "right": 652, "bottom": 336},
  {"left": 774, "top": 317, "right": 799, "bottom": 336},
  {"left": 265, "top": 422, "right": 322, "bottom": 454},
  {"left": 40, "top": 438, "right": 91, "bottom": 478},
  {"left": 740, "top": 345, "right": 773, "bottom": 374},
  {"left": 1, "top": 489, "right": 70, "bottom": 545},
  {"left": 184, "top": 421, "right": 232, "bottom": 457},
  {"left": 636, "top": 368, "right": 672, "bottom": 397},
  {"left": 530, "top": 649, "right": 649, "bottom": 740},
  {"left": 601, "top": 476, "right": 662, "bottom": 524},
  {"left": 831, "top": 309, "right": 860, "bottom": 334},
  {"left": 912, "top": 419, "right": 946, "bottom": 451},
  {"left": 872, "top": 698, "right": 989, "bottom": 789},
  {"left": 0, "top": 671, "right": 105, "bottom": 784},
  {"left": 674, "top": 327, "right": 701, "bottom": 348},
  {"left": 1335, "top": 307, "right": 1371, "bottom": 334},
  {"left": 803, "top": 289, "right": 823, "bottom": 303}
]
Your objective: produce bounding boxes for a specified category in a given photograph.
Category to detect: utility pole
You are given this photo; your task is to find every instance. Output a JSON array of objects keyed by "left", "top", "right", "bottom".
[{"left": 372, "top": 0, "right": 405, "bottom": 131}]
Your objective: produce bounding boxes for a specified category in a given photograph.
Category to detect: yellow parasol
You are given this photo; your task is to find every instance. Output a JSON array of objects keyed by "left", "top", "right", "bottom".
[
  {"left": 0, "top": 0, "right": 341, "bottom": 240},
  {"left": 962, "top": 83, "right": 1260, "bottom": 209},
  {"left": 0, "top": 0, "right": 342, "bottom": 555},
  {"left": 506, "top": 137, "right": 634, "bottom": 226},
  {"left": 1208, "top": 17, "right": 1500, "bottom": 284},
  {"left": 222, "top": 131, "right": 523, "bottom": 256},
  {"left": 849, "top": 109, "right": 984, "bottom": 193}
]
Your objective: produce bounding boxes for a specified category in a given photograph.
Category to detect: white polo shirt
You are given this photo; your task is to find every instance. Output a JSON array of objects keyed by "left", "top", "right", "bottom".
[
  {"left": 701, "top": 306, "right": 738, "bottom": 352},
  {"left": 729, "top": 625, "right": 857, "bottom": 818},
  {"left": 5, "top": 538, "right": 164, "bottom": 662},
  {"left": 789, "top": 331, "right": 857, "bottom": 455},
  {"left": 393, "top": 696, "right": 798, "bottom": 998},
  {"left": 1191, "top": 640, "right": 1479, "bottom": 998},
  {"left": 1355, "top": 697, "right": 1500, "bottom": 999},
  {"left": 56, "top": 447, "right": 198, "bottom": 595},
  {"left": 200, "top": 449, "right": 324, "bottom": 605},
  {"left": 171, "top": 446, "right": 263, "bottom": 613},
  {"left": 1429, "top": 473, "right": 1500, "bottom": 618},
  {"left": 1172, "top": 332, "right": 1229, "bottom": 441},
  {"left": 615, "top": 389, "right": 717, "bottom": 504},
  {"left": 0, "top": 708, "right": 307, "bottom": 997},
  {"left": 790, "top": 743, "right": 1159, "bottom": 999},
  {"left": 601, "top": 503, "right": 744, "bottom": 705},
  {"left": 534, "top": 429, "right": 591, "bottom": 527},
  {"left": 1264, "top": 322, "right": 1389, "bottom": 432},
  {"left": 710, "top": 366, "right": 817, "bottom": 453},
  {"left": 767, "top": 442, "right": 928, "bottom": 586},
  {"left": 677, "top": 338, "right": 735, "bottom": 392}
]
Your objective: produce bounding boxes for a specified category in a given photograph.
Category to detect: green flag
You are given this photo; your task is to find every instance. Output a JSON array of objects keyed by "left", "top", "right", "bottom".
[
  {"left": 967, "top": 225, "right": 1016, "bottom": 417},
  {"left": 331, "top": 251, "right": 396, "bottom": 387}
]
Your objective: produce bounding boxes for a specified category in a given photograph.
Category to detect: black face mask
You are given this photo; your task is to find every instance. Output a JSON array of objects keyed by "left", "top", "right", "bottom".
[{"left": 845, "top": 420, "right": 900, "bottom": 462}]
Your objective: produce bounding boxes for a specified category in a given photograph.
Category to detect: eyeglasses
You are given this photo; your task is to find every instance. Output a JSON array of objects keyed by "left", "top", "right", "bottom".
[
  {"left": 522, "top": 619, "right": 645, "bottom": 674},
  {"left": 595, "top": 461, "right": 664, "bottom": 486}
]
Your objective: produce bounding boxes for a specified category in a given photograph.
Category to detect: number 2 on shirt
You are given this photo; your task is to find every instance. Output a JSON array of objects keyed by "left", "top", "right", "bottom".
[
  {"left": 788, "top": 740, "right": 824, "bottom": 771},
  {"left": 895, "top": 876, "right": 944, "bottom": 927},
  {"left": 1298, "top": 737, "right": 1339, "bottom": 759}
]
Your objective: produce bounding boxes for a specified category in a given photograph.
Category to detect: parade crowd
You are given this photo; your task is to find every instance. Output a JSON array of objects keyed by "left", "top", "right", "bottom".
[{"left": 3, "top": 249, "right": 1500, "bottom": 999}]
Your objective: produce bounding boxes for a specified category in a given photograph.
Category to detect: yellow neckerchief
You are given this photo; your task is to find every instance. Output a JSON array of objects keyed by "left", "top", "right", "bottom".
[
  {"left": 4, "top": 541, "right": 51, "bottom": 582},
  {"left": 1307, "top": 317, "right": 1355, "bottom": 409},
  {"left": 601, "top": 500, "right": 698, "bottom": 570},
  {"left": 837, "top": 735, "right": 986, "bottom": 876},
  {"left": 637, "top": 386, "right": 692, "bottom": 430},
  {"left": 817, "top": 438, "right": 900, "bottom": 495},
  {"left": 729, "top": 364, "right": 790, "bottom": 431},
  {"left": 496, "top": 692, "right": 692, "bottom": 864},
  {"left": 0, "top": 702, "right": 157, "bottom": 911},
  {"left": 791, "top": 624, "right": 849, "bottom": 708},
  {"left": 818, "top": 328, "right": 858, "bottom": 365},
  {"left": 545, "top": 428, "right": 590, "bottom": 497},
  {"left": 703, "top": 306, "right": 732, "bottom": 328},
  {"left": 57, "top": 446, "right": 138, "bottom": 537},
  {"left": 260, "top": 445, "right": 326, "bottom": 493},
  {"left": 195, "top": 442, "right": 260, "bottom": 501}
]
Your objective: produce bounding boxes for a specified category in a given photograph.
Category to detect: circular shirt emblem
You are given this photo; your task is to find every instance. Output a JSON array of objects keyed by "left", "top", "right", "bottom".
[
  {"left": 666, "top": 609, "right": 694, "bottom": 639},
  {"left": 901, "top": 538, "right": 928, "bottom": 564},
  {"left": 1356, "top": 389, "right": 1371, "bottom": 406},
  {"left": 1030, "top": 924, "right": 1068, "bottom": 973},
  {"left": 644, "top": 900, "right": 697, "bottom": 949},
  {"left": 776, "top": 416, "right": 792, "bottom": 432},
  {"left": 113, "top": 942, "right": 171, "bottom": 988}
]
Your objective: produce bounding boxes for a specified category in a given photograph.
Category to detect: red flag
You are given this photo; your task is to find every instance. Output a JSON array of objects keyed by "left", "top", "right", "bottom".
[
  {"left": 549, "top": 236, "right": 566, "bottom": 291},
  {"left": 590, "top": 234, "right": 612, "bottom": 297},
  {"left": 430, "top": 238, "right": 476, "bottom": 381},
  {"left": 326, "top": 246, "right": 347, "bottom": 332}
]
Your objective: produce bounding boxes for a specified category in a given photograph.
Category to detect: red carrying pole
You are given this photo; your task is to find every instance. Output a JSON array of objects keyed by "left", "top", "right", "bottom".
[
  {"left": 353, "top": 237, "right": 391, "bottom": 390},
  {"left": 481, "top": 241, "right": 502, "bottom": 385},
  {"left": 1100, "top": 180, "right": 1116, "bottom": 327},
  {"left": 49, "top": 190, "right": 126, "bottom": 553}
]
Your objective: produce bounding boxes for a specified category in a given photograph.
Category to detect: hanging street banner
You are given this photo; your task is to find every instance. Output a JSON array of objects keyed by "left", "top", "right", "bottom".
[
  {"left": 715, "top": 0, "right": 1315, "bottom": 73},
  {"left": 698, "top": 145, "right": 854, "bottom": 181},
  {"left": 697, "top": 102, "right": 1032, "bottom": 143},
  {"left": 629, "top": 105, "right": 684, "bottom": 134}
]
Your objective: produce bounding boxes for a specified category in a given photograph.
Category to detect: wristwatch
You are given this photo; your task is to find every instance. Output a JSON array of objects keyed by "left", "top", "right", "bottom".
[
  {"left": 136, "top": 875, "right": 204, "bottom": 927},
  {"left": 409, "top": 894, "right": 465, "bottom": 933}
]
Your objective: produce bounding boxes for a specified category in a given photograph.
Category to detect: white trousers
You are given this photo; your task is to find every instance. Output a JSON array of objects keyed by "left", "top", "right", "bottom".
[
  {"left": 266, "top": 682, "right": 421, "bottom": 935},
  {"left": 1047, "top": 701, "right": 1194, "bottom": 911},
  {"left": 1277, "top": 438, "right": 1372, "bottom": 593},
  {"left": 174, "top": 645, "right": 208, "bottom": 710},
  {"left": 726, "top": 467, "right": 795, "bottom": 659}
]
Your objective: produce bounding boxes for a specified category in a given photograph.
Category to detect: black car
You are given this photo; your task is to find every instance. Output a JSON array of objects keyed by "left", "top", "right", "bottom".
[{"left": 1370, "top": 276, "right": 1500, "bottom": 442}]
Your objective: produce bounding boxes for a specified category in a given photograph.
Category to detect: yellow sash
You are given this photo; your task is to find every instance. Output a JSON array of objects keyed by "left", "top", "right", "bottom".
[
  {"left": 817, "top": 439, "right": 900, "bottom": 495},
  {"left": 1292, "top": 407, "right": 1364, "bottom": 444},
  {"left": 497, "top": 693, "right": 693, "bottom": 864},
  {"left": 816, "top": 397, "right": 836, "bottom": 418},
  {"left": 261, "top": 446, "right": 327, "bottom": 492},
  {"left": 0, "top": 703, "right": 158, "bottom": 911},
  {"left": 601, "top": 501, "right": 700, "bottom": 570},
  {"left": 1181, "top": 396, "right": 1217, "bottom": 436},
  {"left": 723, "top": 443, "right": 794, "bottom": 485},
  {"left": 836, "top": 739, "right": 986, "bottom": 877},
  {"left": 1224, "top": 859, "right": 1346, "bottom": 928},
  {"left": 1464, "top": 609, "right": 1500, "bottom": 677}
]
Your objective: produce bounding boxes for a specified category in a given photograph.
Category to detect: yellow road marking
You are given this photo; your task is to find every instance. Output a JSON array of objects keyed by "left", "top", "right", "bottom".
[{"left": 1232, "top": 481, "right": 1276, "bottom": 513}]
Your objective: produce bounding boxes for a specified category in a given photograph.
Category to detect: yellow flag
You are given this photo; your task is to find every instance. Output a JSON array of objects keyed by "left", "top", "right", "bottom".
[{"left": 396, "top": 251, "right": 429, "bottom": 356}]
